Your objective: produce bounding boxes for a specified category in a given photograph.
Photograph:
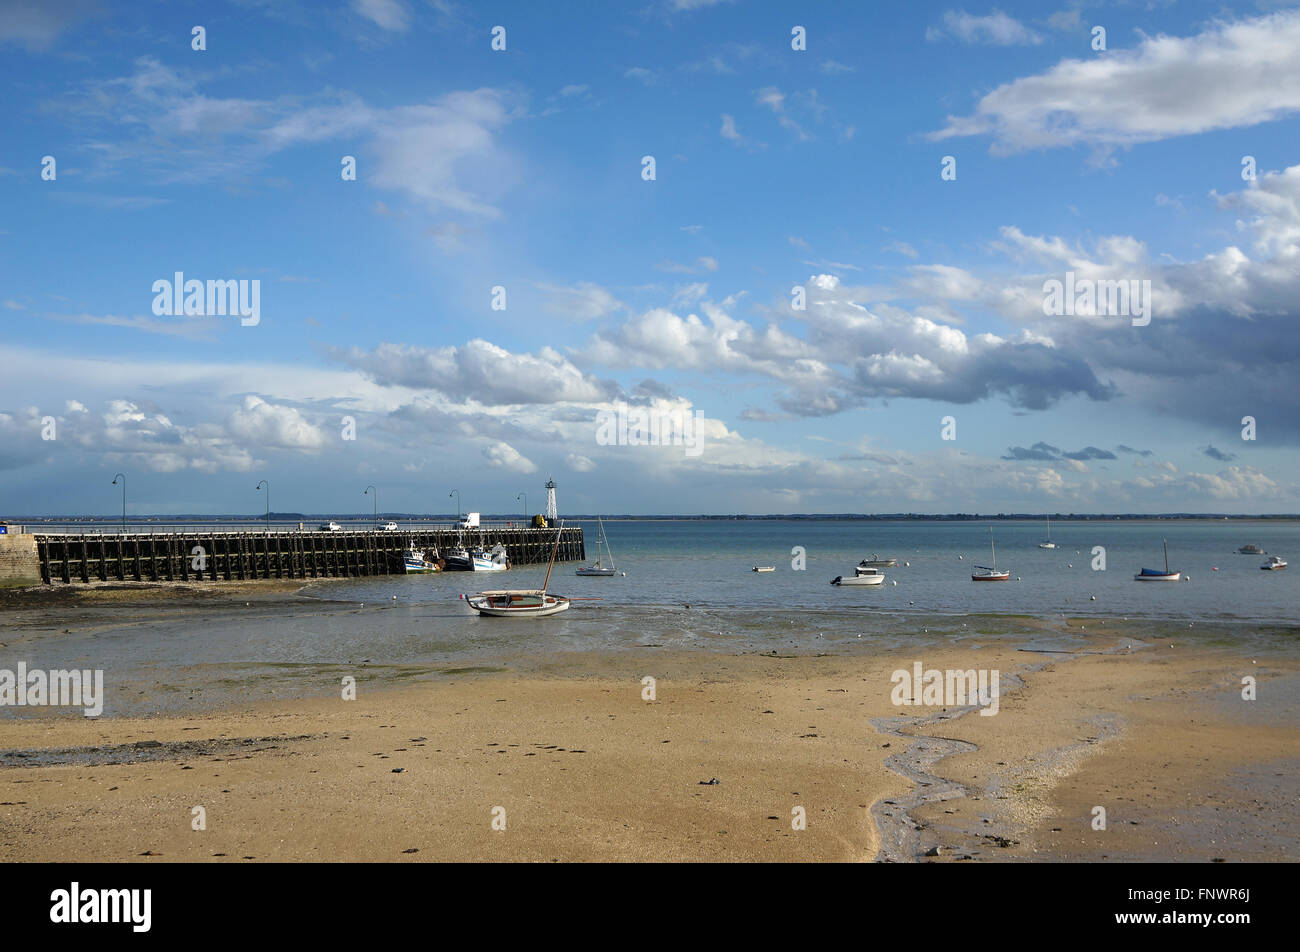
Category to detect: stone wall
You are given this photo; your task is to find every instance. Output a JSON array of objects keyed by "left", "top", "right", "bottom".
[{"left": 0, "top": 532, "right": 41, "bottom": 586}]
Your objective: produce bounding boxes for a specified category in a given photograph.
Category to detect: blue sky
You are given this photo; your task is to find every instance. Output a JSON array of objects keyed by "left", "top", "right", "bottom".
[{"left": 2, "top": 0, "right": 1299, "bottom": 516}]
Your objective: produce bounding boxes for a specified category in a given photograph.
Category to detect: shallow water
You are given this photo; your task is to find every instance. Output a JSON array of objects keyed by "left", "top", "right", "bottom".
[{"left": 2, "top": 519, "right": 1297, "bottom": 717}]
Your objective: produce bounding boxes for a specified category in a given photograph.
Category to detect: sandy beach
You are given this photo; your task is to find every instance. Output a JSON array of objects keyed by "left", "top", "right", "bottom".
[{"left": 2, "top": 594, "right": 1295, "bottom": 861}]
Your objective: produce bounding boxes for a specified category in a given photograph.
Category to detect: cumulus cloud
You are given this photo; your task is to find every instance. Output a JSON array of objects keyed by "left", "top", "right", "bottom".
[
  {"left": 227, "top": 395, "right": 325, "bottom": 451},
  {"left": 929, "top": 10, "right": 1300, "bottom": 157},
  {"left": 335, "top": 340, "right": 617, "bottom": 405},
  {"left": 482, "top": 441, "right": 537, "bottom": 473}
]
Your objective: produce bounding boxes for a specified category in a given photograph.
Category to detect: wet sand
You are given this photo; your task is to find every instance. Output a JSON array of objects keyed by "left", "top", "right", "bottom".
[{"left": 1, "top": 628, "right": 1295, "bottom": 862}]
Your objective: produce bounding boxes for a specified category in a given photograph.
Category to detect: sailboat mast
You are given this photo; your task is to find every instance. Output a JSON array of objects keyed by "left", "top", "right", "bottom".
[
  {"left": 990, "top": 526, "right": 997, "bottom": 569},
  {"left": 542, "top": 521, "right": 563, "bottom": 594},
  {"left": 1163, "top": 538, "right": 1169, "bottom": 574}
]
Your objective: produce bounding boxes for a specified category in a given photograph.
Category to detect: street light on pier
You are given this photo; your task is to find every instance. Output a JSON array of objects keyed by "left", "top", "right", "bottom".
[
  {"left": 111, "top": 473, "right": 126, "bottom": 532},
  {"left": 449, "top": 489, "right": 460, "bottom": 524},
  {"left": 516, "top": 492, "right": 527, "bottom": 521},
  {"left": 256, "top": 480, "right": 270, "bottom": 535},
  {"left": 364, "top": 485, "right": 377, "bottom": 527}
]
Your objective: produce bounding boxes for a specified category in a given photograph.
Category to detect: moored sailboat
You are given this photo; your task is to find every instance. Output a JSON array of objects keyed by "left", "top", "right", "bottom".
[
  {"left": 576, "top": 516, "right": 620, "bottom": 576},
  {"left": 465, "top": 523, "right": 572, "bottom": 617},
  {"left": 972, "top": 528, "right": 1010, "bottom": 581},
  {"left": 1038, "top": 514, "right": 1057, "bottom": 549},
  {"left": 1135, "top": 539, "right": 1180, "bottom": 581}
]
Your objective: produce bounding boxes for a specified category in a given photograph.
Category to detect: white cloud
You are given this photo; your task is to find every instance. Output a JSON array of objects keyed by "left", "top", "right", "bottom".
[
  {"left": 536, "top": 282, "right": 623, "bottom": 321},
  {"left": 566, "top": 453, "right": 596, "bottom": 472},
  {"left": 482, "top": 441, "right": 537, "bottom": 473},
  {"left": 926, "top": 10, "right": 1041, "bottom": 46},
  {"left": 352, "top": 0, "right": 411, "bottom": 31},
  {"left": 930, "top": 10, "right": 1300, "bottom": 156}
]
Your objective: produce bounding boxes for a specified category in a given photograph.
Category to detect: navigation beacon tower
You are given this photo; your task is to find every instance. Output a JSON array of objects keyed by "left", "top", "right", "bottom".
[{"left": 544, "top": 477, "right": 558, "bottom": 522}]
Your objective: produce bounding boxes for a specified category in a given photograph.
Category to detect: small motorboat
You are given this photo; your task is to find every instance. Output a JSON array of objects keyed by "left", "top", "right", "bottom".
[
  {"left": 1238, "top": 544, "right": 1266, "bottom": 554},
  {"left": 752, "top": 566, "right": 776, "bottom": 573},
  {"left": 832, "top": 567, "right": 885, "bottom": 586},
  {"left": 858, "top": 555, "right": 899, "bottom": 568},
  {"left": 471, "top": 544, "right": 509, "bottom": 571},
  {"left": 466, "top": 523, "right": 572, "bottom": 617},
  {"left": 1135, "top": 539, "right": 1180, "bottom": 581},
  {"left": 972, "top": 528, "right": 1011, "bottom": 581},
  {"left": 1261, "top": 556, "right": 1287, "bottom": 570}
]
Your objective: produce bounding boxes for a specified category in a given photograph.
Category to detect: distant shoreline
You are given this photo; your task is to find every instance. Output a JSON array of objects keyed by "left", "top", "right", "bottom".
[{"left": 7, "top": 513, "right": 1300, "bottom": 523}]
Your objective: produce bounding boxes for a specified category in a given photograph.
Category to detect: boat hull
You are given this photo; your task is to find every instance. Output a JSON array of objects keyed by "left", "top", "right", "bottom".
[
  {"left": 832, "top": 574, "right": 884, "bottom": 586},
  {"left": 466, "top": 591, "right": 571, "bottom": 617},
  {"left": 971, "top": 573, "right": 1010, "bottom": 581},
  {"left": 1134, "top": 571, "right": 1181, "bottom": 581},
  {"left": 575, "top": 567, "right": 616, "bottom": 576}
]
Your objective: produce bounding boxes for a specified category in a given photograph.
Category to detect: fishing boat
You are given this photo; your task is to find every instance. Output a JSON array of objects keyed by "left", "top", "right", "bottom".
[
  {"left": 1135, "top": 540, "right": 1180, "bottom": 581},
  {"left": 971, "top": 528, "right": 1010, "bottom": 581},
  {"left": 1261, "top": 555, "right": 1287, "bottom": 571},
  {"left": 1238, "top": 544, "right": 1266, "bottom": 555},
  {"left": 575, "top": 516, "right": 620, "bottom": 576},
  {"left": 443, "top": 540, "right": 473, "bottom": 571},
  {"left": 858, "top": 555, "right": 899, "bottom": 568},
  {"left": 403, "top": 547, "right": 441, "bottom": 573},
  {"left": 1038, "top": 515, "right": 1057, "bottom": 549},
  {"left": 471, "top": 543, "right": 509, "bottom": 572},
  {"left": 465, "top": 524, "right": 571, "bottom": 617},
  {"left": 752, "top": 565, "right": 776, "bottom": 573}
]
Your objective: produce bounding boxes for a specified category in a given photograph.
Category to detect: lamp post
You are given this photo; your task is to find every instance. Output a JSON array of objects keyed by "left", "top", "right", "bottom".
[
  {"left": 111, "top": 473, "right": 126, "bottom": 532},
  {"left": 517, "top": 492, "right": 527, "bottom": 522},
  {"left": 449, "top": 489, "right": 460, "bottom": 525},
  {"left": 364, "top": 485, "right": 377, "bottom": 527},
  {"left": 256, "top": 479, "right": 270, "bottom": 535}
]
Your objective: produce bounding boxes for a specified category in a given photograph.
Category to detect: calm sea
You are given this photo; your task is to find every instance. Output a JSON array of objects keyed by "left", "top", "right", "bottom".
[{"left": 5, "top": 519, "right": 1296, "bottom": 716}]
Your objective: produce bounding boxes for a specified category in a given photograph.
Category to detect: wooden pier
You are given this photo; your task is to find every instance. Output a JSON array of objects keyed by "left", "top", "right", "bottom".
[{"left": 30, "top": 527, "right": 584, "bottom": 585}]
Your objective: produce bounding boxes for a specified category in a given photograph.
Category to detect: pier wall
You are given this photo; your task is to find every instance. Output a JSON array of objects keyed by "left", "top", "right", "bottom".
[
  {"left": 0, "top": 532, "right": 42, "bottom": 586},
  {"left": 27, "top": 527, "right": 584, "bottom": 585}
]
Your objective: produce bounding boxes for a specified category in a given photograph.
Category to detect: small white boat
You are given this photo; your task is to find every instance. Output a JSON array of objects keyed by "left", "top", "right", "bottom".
[
  {"left": 752, "top": 565, "right": 776, "bottom": 573},
  {"left": 471, "top": 543, "right": 509, "bottom": 572},
  {"left": 833, "top": 567, "right": 885, "bottom": 586},
  {"left": 1038, "top": 515, "right": 1057, "bottom": 548},
  {"left": 858, "top": 555, "right": 899, "bottom": 568},
  {"left": 576, "top": 516, "right": 619, "bottom": 576},
  {"left": 972, "top": 528, "right": 1010, "bottom": 581},
  {"left": 1261, "top": 556, "right": 1287, "bottom": 571},
  {"left": 1135, "top": 539, "right": 1180, "bottom": 581},
  {"left": 466, "top": 523, "right": 572, "bottom": 617},
  {"left": 465, "top": 590, "right": 570, "bottom": 616},
  {"left": 403, "top": 547, "right": 440, "bottom": 574}
]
